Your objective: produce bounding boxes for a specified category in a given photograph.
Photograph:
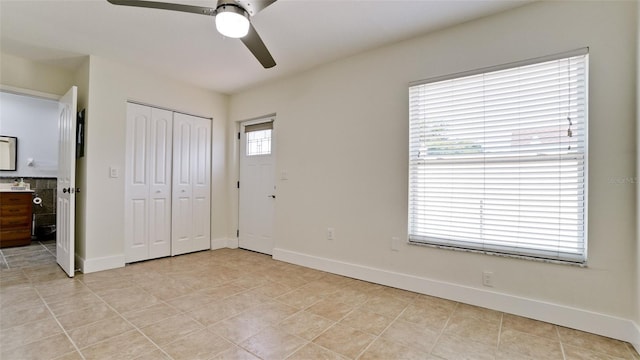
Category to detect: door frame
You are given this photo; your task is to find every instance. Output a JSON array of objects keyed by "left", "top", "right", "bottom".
[
  {"left": 0, "top": 85, "right": 77, "bottom": 275},
  {"left": 237, "top": 115, "right": 276, "bottom": 254}
]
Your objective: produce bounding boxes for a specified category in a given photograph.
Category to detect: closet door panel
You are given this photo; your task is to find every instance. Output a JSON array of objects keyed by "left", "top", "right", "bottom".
[
  {"left": 171, "top": 113, "right": 211, "bottom": 255},
  {"left": 125, "top": 104, "right": 151, "bottom": 263},
  {"left": 148, "top": 108, "right": 173, "bottom": 259},
  {"left": 191, "top": 117, "right": 211, "bottom": 250},
  {"left": 125, "top": 104, "right": 173, "bottom": 262},
  {"left": 172, "top": 114, "right": 194, "bottom": 255}
]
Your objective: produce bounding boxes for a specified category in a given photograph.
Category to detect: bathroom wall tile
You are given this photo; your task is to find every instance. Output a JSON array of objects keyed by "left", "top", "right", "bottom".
[{"left": 35, "top": 179, "right": 50, "bottom": 190}]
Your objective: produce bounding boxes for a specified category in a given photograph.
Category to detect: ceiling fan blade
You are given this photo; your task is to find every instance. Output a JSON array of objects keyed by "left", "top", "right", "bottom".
[
  {"left": 248, "top": 0, "right": 277, "bottom": 14},
  {"left": 240, "top": 23, "right": 276, "bottom": 68},
  {"left": 106, "top": 0, "right": 216, "bottom": 16}
]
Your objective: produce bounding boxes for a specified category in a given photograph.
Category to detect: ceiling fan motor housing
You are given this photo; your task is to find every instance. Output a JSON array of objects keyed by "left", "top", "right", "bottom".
[{"left": 216, "top": 0, "right": 255, "bottom": 16}]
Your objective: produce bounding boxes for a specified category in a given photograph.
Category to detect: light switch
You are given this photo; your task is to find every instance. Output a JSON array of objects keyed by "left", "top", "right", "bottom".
[
  {"left": 109, "top": 166, "right": 119, "bottom": 178},
  {"left": 280, "top": 171, "right": 288, "bottom": 180}
]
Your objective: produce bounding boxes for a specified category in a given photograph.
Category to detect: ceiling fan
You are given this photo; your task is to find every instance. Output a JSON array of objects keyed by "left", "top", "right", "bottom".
[{"left": 106, "top": 0, "right": 277, "bottom": 68}]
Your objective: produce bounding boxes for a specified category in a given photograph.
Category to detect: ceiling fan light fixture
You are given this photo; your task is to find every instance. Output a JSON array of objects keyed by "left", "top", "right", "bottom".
[{"left": 215, "top": 5, "right": 250, "bottom": 38}]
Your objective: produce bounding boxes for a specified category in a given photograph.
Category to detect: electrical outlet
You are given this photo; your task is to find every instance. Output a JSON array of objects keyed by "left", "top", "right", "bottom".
[
  {"left": 327, "top": 228, "right": 335, "bottom": 240},
  {"left": 109, "top": 166, "right": 119, "bottom": 178},
  {"left": 391, "top": 237, "right": 400, "bottom": 251},
  {"left": 482, "top": 271, "right": 494, "bottom": 287}
]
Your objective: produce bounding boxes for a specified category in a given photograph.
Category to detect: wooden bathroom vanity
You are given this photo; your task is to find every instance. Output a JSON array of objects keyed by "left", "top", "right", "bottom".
[{"left": 0, "top": 190, "right": 33, "bottom": 248}]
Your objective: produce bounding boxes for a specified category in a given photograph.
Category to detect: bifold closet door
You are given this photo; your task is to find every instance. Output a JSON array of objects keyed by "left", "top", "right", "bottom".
[
  {"left": 171, "top": 112, "right": 211, "bottom": 256},
  {"left": 124, "top": 103, "right": 173, "bottom": 263}
]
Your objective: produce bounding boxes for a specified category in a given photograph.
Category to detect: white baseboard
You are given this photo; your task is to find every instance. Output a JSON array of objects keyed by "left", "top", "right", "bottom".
[
  {"left": 227, "top": 238, "right": 239, "bottom": 249},
  {"left": 211, "top": 237, "right": 229, "bottom": 250},
  {"left": 273, "top": 248, "right": 639, "bottom": 346},
  {"left": 76, "top": 254, "right": 125, "bottom": 274},
  {"left": 632, "top": 322, "right": 640, "bottom": 354}
]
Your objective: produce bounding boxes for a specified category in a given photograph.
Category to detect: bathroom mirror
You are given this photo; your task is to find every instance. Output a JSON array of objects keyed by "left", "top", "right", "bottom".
[{"left": 0, "top": 136, "right": 17, "bottom": 171}]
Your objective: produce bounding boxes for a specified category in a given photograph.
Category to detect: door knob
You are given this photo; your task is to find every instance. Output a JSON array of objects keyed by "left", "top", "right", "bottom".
[{"left": 268, "top": 195, "right": 276, "bottom": 199}]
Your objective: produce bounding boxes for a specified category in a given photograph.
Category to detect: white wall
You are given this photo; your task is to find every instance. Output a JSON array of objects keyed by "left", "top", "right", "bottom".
[
  {"left": 229, "top": 0, "right": 637, "bottom": 341},
  {"left": 0, "top": 53, "right": 74, "bottom": 96},
  {"left": 636, "top": 0, "right": 640, "bottom": 349},
  {"left": 73, "top": 57, "right": 91, "bottom": 264},
  {"left": 81, "top": 55, "right": 229, "bottom": 271},
  {"left": 0, "top": 91, "right": 58, "bottom": 177}
]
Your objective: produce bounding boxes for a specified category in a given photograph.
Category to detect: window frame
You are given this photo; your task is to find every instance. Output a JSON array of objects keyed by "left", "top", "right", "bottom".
[{"left": 407, "top": 48, "right": 589, "bottom": 265}]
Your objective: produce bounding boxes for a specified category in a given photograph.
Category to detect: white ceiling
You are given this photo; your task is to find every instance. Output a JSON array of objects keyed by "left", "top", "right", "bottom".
[{"left": 0, "top": 0, "right": 532, "bottom": 94}]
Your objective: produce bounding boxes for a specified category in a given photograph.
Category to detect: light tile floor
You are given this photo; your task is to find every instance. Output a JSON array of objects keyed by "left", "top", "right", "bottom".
[
  {"left": 0, "top": 247, "right": 638, "bottom": 360},
  {"left": 0, "top": 239, "right": 57, "bottom": 270}
]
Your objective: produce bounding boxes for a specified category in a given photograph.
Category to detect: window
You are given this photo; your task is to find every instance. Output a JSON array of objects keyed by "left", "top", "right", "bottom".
[
  {"left": 245, "top": 121, "right": 273, "bottom": 156},
  {"left": 408, "top": 49, "right": 588, "bottom": 263}
]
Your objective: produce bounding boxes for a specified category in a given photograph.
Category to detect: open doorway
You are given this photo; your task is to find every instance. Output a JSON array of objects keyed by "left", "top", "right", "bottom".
[{"left": 0, "top": 87, "right": 78, "bottom": 276}]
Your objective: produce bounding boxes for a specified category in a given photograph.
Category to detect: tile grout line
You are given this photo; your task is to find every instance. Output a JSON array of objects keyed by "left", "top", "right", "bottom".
[
  {"left": 0, "top": 249, "right": 10, "bottom": 269},
  {"left": 31, "top": 281, "right": 87, "bottom": 360},
  {"left": 76, "top": 277, "right": 177, "bottom": 360},
  {"left": 496, "top": 312, "right": 504, "bottom": 355},
  {"left": 353, "top": 298, "right": 414, "bottom": 359},
  {"left": 556, "top": 324, "right": 568, "bottom": 360}
]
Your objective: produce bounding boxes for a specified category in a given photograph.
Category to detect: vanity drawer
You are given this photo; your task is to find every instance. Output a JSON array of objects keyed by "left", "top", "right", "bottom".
[
  {"left": 1, "top": 193, "right": 31, "bottom": 204},
  {"left": 0, "top": 229, "right": 31, "bottom": 247},
  {"left": 1, "top": 192, "right": 33, "bottom": 247},
  {"left": 0, "top": 229, "right": 31, "bottom": 241},
  {"left": 0, "top": 204, "right": 31, "bottom": 217},
  {"left": 1, "top": 216, "right": 31, "bottom": 228}
]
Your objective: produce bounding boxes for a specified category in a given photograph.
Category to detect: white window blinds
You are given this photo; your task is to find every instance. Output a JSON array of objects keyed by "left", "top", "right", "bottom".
[{"left": 408, "top": 49, "right": 588, "bottom": 263}]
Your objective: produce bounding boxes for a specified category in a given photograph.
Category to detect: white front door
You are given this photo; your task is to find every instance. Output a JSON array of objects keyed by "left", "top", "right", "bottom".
[
  {"left": 171, "top": 112, "right": 211, "bottom": 256},
  {"left": 56, "top": 86, "right": 77, "bottom": 277},
  {"left": 239, "top": 119, "right": 275, "bottom": 255}
]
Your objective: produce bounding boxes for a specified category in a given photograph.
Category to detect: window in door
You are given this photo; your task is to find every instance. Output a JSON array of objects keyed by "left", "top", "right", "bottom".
[{"left": 245, "top": 122, "right": 273, "bottom": 156}]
